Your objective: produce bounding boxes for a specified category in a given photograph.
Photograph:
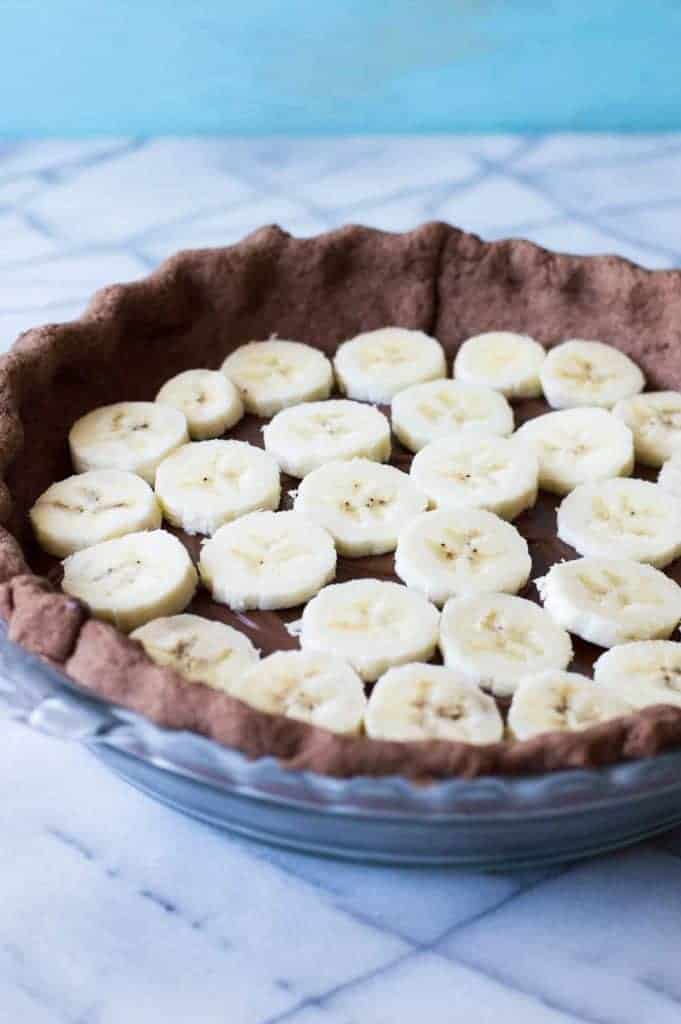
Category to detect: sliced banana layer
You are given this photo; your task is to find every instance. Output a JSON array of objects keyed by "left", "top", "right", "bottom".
[
  {"left": 293, "top": 459, "right": 427, "bottom": 557},
  {"left": 333, "top": 327, "right": 446, "bottom": 403},
  {"left": 156, "top": 369, "right": 244, "bottom": 440},
  {"left": 391, "top": 379, "right": 514, "bottom": 454},
  {"left": 557, "top": 478, "right": 681, "bottom": 568},
  {"left": 439, "top": 593, "right": 573, "bottom": 698},
  {"left": 30, "top": 469, "right": 162, "bottom": 558},
  {"left": 614, "top": 392, "right": 681, "bottom": 467},
  {"left": 507, "top": 670, "right": 631, "bottom": 741},
  {"left": 62, "top": 530, "right": 197, "bottom": 632},
  {"left": 365, "top": 663, "right": 503, "bottom": 744},
  {"left": 300, "top": 578, "right": 440, "bottom": 682},
  {"left": 199, "top": 509, "right": 336, "bottom": 612},
  {"left": 409, "top": 435, "right": 538, "bottom": 521},
  {"left": 537, "top": 557, "right": 681, "bottom": 648},
  {"left": 540, "top": 340, "right": 644, "bottom": 410},
  {"left": 515, "top": 407, "right": 634, "bottom": 495},
  {"left": 395, "top": 508, "right": 531, "bottom": 606},
  {"left": 659, "top": 453, "right": 681, "bottom": 499},
  {"left": 453, "top": 331, "right": 546, "bottom": 399},
  {"left": 263, "top": 399, "right": 391, "bottom": 478},
  {"left": 69, "top": 402, "right": 189, "bottom": 484},
  {"left": 131, "top": 613, "right": 258, "bottom": 692},
  {"left": 155, "top": 440, "right": 281, "bottom": 536},
  {"left": 594, "top": 640, "right": 681, "bottom": 710},
  {"left": 232, "top": 650, "right": 366, "bottom": 735},
  {"left": 221, "top": 339, "right": 333, "bottom": 417}
]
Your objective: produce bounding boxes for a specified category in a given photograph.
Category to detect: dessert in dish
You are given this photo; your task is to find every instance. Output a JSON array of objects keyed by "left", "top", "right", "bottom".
[{"left": 4, "top": 223, "right": 681, "bottom": 780}]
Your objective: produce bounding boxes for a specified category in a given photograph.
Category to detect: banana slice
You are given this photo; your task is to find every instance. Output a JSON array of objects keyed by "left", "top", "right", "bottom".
[
  {"left": 333, "top": 327, "right": 446, "bottom": 403},
  {"left": 29, "top": 469, "right": 161, "bottom": 558},
  {"left": 365, "top": 663, "right": 503, "bottom": 744},
  {"left": 453, "top": 331, "right": 546, "bottom": 399},
  {"left": 537, "top": 557, "right": 681, "bottom": 648},
  {"left": 293, "top": 459, "right": 427, "bottom": 557},
  {"left": 540, "top": 340, "right": 644, "bottom": 410},
  {"left": 409, "top": 435, "right": 538, "bottom": 521},
  {"left": 232, "top": 650, "right": 366, "bottom": 735},
  {"left": 515, "top": 407, "right": 634, "bottom": 495},
  {"left": 199, "top": 509, "right": 336, "bottom": 611},
  {"left": 614, "top": 392, "right": 681, "bottom": 468},
  {"left": 155, "top": 440, "right": 280, "bottom": 536},
  {"left": 507, "top": 670, "right": 631, "bottom": 741},
  {"left": 131, "top": 613, "right": 258, "bottom": 692},
  {"left": 594, "top": 640, "right": 681, "bottom": 710},
  {"left": 156, "top": 369, "right": 244, "bottom": 440},
  {"left": 300, "top": 578, "right": 440, "bottom": 682},
  {"left": 221, "top": 339, "right": 333, "bottom": 416},
  {"left": 659, "top": 454, "right": 681, "bottom": 498},
  {"left": 263, "top": 399, "right": 391, "bottom": 479},
  {"left": 62, "top": 530, "right": 197, "bottom": 632},
  {"left": 557, "top": 478, "right": 681, "bottom": 568},
  {"left": 69, "top": 402, "right": 189, "bottom": 484},
  {"left": 395, "top": 508, "right": 531, "bottom": 606},
  {"left": 439, "top": 593, "right": 573, "bottom": 698},
  {"left": 391, "top": 379, "right": 514, "bottom": 454}
]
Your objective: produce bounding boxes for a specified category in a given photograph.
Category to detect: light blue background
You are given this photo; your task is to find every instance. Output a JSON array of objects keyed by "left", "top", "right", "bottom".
[{"left": 2, "top": 1, "right": 681, "bottom": 135}]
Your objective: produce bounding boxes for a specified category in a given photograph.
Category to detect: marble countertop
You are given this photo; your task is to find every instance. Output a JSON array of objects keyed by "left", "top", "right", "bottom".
[{"left": 3, "top": 136, "right": 681, "bottom": 1024}]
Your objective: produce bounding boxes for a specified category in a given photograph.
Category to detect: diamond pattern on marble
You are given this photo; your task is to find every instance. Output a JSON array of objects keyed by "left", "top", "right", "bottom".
[
  {"left": 23, "top": 140, "right": 257, "bottom": 246},
  {"left": 533, "top": 150, "right": 681, "bottom": 214},
  {"left": 2, "top": 135, "right": 680, "bottom": 350},
  {"left": 439, "top": 847, "right": 681, "bottom": 1024},
  {"left": 139, "top": 196, "right": 329, "bottom": 264},
  {"left": 277, "top": 951, "right": 581, "bottom": 1024}
]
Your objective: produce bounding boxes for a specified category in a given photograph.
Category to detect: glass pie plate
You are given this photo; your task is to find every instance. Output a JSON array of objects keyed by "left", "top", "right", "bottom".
[{"left": 4, "top": 628, "right": 681, "bottom": 868}]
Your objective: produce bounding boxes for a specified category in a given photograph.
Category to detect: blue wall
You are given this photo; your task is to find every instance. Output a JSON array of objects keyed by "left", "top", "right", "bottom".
[{"left": 2, "top": 1, "right": 681, "bottom": 135}]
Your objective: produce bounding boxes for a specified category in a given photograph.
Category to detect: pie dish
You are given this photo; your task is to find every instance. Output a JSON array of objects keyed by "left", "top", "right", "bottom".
[{"left": 3, "top": 222, "right": 681, "bottom": 786}]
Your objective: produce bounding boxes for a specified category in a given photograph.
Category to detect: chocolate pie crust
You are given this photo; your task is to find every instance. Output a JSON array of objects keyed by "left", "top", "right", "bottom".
[{"left": 3, "top": 222, "right": 681, "bottom": 780}]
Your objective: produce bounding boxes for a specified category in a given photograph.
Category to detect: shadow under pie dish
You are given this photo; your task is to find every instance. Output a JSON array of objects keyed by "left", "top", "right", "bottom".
[{"left": 3, "top": 222, "right": 681, "bottom": 785}]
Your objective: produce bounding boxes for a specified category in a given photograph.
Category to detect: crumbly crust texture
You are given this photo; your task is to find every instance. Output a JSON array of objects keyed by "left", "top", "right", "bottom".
[{"left": 3, "top": 223, "right": 681, "bottom": 779}]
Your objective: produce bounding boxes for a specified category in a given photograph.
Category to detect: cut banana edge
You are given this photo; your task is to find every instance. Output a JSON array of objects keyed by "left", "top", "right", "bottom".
[
  {"left": 514, "top": 407, "right": 634, "bottom": 495},
  {"left": 69, "top": 402, "right": 189, "bottom": 484},
  {"left": 263, "top": 399, "right": 391, "bottom": 478},
  {"left": 62, "top": 530, "right": 197, "bottom": 633},
  {"left": 594, "top": 640, "right": 681, "bottom": 710},
  {"left": 300, "top": 578, "right": 440, "bottom": 682},
  {"left": 221, "top": 339, "right": 333, "bottom": 416},
  {"left": 453, "top": 331, "right": 546, "bottom": 399},
  {"left": 614, "top": 392, "right": 681, "bottom": 468},
  {"left": 154, "top": 440, "right": 281, "bottom": 536},
  {"left": 293, "top": 458, "right": 427, "bottom": 557},
  {"left": 557, "top": 477, "right": 681, "bottom": 568},
  {"left": 333, "top": 326, "right": 446, "bottom": 403},
  {"left": 439, "top": 592, "right": 573, "bottom": 698},
  {"left": 659, "top": 453, "right": 681, "bottom": 498},
  {"left": 540, "top": 339, "right": 644, "bottom": 410},
  {"left": 365, "top": 663, "right": 503, "bottom": 744},
  {"left": 394, "top": 507, "right": 531, "bottom": 606},
  {"left": 131, "top": 613, "right": 259, "bottom": 692},
  {"left": 507, "top": 670, "right": 631, "bottom": 741},
  {"left": 391, "top": 378, "right": 514, "bottom": 454},
  {"left": 29, "top": 469, "right": 162, "bottom": 558},
  {"left": 198, "top": 509, "right": 336, "bottom": 612},
  {"left": 536, "top": 557, "right": 681, "bottom": 648},
  {"left": 409, "top": 434, "right": 538, "bottom": 521},
  {"left": 232, "top": 650, "right": 367, "bottom": 735},
  {"left": 156, "top": 369, "right": 244, "bottom": 440}
]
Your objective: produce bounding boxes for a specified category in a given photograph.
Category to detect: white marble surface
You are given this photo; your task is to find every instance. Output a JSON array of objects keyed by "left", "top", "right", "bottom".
[{"left": 3, "top": 136, "right": 681, "bottom": 1023}]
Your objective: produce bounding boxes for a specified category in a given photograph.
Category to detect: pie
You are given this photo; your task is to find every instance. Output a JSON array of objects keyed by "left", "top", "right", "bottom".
[{"left": 2, "top": 223, "right": 681, "bottom": 779}]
